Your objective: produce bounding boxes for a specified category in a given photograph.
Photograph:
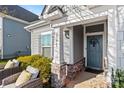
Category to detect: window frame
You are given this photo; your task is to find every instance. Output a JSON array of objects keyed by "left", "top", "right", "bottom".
[{"left": 40, "top": 31, "right": 52, "bottom": 58}]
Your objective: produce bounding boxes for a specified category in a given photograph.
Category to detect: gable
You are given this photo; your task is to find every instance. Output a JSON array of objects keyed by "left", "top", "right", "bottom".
[
  {"left": 41, "top": 5, "right": 65, "bottom": 16},
  {"left": 41, "top": 5, "right": 65, "bottom": 20}
]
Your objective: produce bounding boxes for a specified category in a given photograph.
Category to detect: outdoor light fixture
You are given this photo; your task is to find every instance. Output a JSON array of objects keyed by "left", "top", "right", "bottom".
[
  {"left": 64, "top": 27, "right": 70, "bottom": 39},
  {"left": 64, "top": 30, "right": 69, "bottom": 39}
]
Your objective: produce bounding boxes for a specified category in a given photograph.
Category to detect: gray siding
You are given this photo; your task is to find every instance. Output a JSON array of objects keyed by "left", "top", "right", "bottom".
[
  {"left": 31, "top": 25, "right": 51, "bottom": 55},
  {"left": 117, "top": 6, "right": 124, "bottom": 69},
  {"left": 73, "top": 25, "right": 84, "bottom": 63},
  {"left": 2, "top": 17, "right": 31, "bottom": 58}
]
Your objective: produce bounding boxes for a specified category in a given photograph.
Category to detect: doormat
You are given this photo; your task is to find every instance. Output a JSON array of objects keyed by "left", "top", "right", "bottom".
[{"left": 85, "top": 68, "right": 103, "bottom": 74}]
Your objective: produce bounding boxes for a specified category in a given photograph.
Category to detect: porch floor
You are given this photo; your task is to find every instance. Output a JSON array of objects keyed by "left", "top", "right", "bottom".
[{"left": 66, "top": 70, "right": 108, "bottom": 88}]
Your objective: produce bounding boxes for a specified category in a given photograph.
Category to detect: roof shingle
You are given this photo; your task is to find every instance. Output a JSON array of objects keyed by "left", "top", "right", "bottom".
[{"left": 0, "top": 5, "right": 39, "bottom": 22}]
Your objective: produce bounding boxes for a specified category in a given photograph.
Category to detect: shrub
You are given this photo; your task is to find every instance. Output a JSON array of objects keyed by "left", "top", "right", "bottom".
[
  {"left": 112, "top": 69, "right": 124, "bottom": 88},
  {"left": 31, "top": 54, "right": 43, "bottom": 62},
  {"left": 17, "top": 56, "right": 33, "bottom": 69},
  {"left": 32, "top": 57, "right": 51, "bottom": 82},
  {"left": 17, "top": 55, "right": 52, "bottom": 82},
  {"left": 17, "top": 55, "right": 43, "bottom": 69}
]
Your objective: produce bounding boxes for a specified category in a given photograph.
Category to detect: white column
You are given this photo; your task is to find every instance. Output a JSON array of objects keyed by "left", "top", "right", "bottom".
[
  {"left": 52, "top": 27, "right": 64, "bottom": 64},
  {"left": 51, "top": 27, "right": 66, "bottom": 87},
  {"left": 107, "top": 7, "right": 118, "bottom": 86}
]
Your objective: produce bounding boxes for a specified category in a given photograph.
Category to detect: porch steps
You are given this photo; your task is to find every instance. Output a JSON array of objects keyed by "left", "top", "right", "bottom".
[{"left": 66, "top": 71, "right": 107, "bottom": 88}]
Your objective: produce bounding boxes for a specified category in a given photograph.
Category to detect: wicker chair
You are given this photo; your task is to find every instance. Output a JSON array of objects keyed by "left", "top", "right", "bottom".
[
  {"left": 1, "top": 72, "right": 42, "bottom": 88},
  {"left": 0, "top": 64, "right": 22, "bottom": 85}
]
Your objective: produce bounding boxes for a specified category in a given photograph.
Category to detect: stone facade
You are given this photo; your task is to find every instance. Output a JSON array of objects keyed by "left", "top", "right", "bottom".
[
  {"left": 66, "top": 59, "right": 85, "bottom": 80},
  {"left": 51, "top": 63, "right": 66, "bottom": 88},
  {"left": 51, "top": 58, "right": 85, "bottom": 87}
]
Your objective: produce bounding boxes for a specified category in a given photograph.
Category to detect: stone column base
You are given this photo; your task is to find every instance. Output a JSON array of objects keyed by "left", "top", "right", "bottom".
[
  {"left": 66, "top": 60, "right": 85, "bottom": 81},
  {"left": 51, "top": 59, "right": 85, "bottom": 88},
  {"left": 51, "top": 63, "right": 66, "bottom": 88}
]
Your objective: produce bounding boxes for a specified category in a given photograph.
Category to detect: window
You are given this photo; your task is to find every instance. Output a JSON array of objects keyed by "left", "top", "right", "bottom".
[
  {"left": 86, "top": 24, "right": 104, "bottom": 33},
  {"left": 41, "top": 32, "right": 52, "bottom": 58}
]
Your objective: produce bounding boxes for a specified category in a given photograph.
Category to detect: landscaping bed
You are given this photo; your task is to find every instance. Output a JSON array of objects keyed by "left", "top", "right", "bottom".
[
  {"left": 17, "top": 54, "right": 52, "bottom": 87},
  {"left": 0, "top": 55, "right": 52, "bottom": 87}
]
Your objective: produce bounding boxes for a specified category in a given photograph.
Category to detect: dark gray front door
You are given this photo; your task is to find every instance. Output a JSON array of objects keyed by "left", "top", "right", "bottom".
[{"left": 87, "top": 35, "right": 103, "bottom": 70}]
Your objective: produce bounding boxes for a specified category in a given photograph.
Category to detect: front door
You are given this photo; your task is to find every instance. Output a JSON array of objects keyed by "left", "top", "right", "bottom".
[{"left": 87, "top": 35, "right": 103, "bottom": 70}]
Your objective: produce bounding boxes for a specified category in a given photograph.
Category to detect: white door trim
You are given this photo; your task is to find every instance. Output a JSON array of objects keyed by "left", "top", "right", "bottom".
[{"left": 84, "top": 21, "right": 107, "bottom": 70}]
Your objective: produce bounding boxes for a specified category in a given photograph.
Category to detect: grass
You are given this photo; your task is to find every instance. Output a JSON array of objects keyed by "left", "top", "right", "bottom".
[
  {"left": 0, "top": 57, "right": 17, "bottom": 65},
  {"left": 0, "top": 59, "right": 8, "bottom": 65}
]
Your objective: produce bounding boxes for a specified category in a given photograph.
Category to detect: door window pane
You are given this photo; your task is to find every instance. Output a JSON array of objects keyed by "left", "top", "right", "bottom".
[{"left": 86, "top": 24, "right": 104, "bottom": 33}]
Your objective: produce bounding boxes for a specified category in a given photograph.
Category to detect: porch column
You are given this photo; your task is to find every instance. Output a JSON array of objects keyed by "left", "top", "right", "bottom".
[
  {"left": 107, "top": 7, "right": 118, "bottom": 87},
  {"left": 51, "top": 27, "right": 66, "bottom": 88}
]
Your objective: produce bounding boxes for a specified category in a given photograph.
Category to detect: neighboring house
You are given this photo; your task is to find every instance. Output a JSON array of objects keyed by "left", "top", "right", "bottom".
[
  {"left": 0, "top": 5, "right": 39, "bottom": 59},
  {"left": 25, "top": 5, "right": 124, "bottom": 87}
]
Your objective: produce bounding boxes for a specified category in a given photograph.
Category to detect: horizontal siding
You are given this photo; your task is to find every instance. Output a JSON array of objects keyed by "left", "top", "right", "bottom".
[
  {"left": 117, "top": 6, "right": 124, "bottom": 69},
  {"left": 3, "top": 17, "right": 31, "bottom": 59},
  {"left": 31, "top": 25, "right": 51, "bottom": 55}
]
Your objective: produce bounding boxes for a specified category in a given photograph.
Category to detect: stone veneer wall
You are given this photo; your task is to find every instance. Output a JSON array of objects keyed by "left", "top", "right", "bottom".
[
  {"left": 66, "top": 59, "right": 85, "bottom": 80},
  {"left": 51, "top": 63, "right": 67, "bottom": 88},
  {"left": 51, "top": 58, "right": 85, "bottom": 88}
]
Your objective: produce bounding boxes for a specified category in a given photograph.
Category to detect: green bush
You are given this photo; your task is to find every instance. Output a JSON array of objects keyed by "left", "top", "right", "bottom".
[
  {"left": 32, "top": 57, "right": 51, "bottom": 81},
  {"left": 31, "top": 54, "right": 43, "bottom": 62},
  {"left": 112, "top": 69, "right": 124, "bottom": 88},
  {"left": 17, "top": 55, "right": 52, "bottom": 82},
  {"left": 17, "top": 55, "right": 32, "bottom": 69},
  {"left": 17, "top": 55, "right": 43, "bottom": 69}
]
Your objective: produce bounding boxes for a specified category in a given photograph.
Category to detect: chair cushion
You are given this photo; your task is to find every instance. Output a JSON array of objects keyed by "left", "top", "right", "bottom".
[
  {"left": 3, "top": 83, "right": 16, "bottom": 88},
  {"left": 26, "top": 66, "right": 39, "bottom": 79},
  {"left": 15, "top": 70, "right": 32, "bottom": 86},
  {"left": 4, "top": 60, "right": 14, "bottom": 69},
  {"left": 12, "top": 59, "right": 19, "bottom": 67}
]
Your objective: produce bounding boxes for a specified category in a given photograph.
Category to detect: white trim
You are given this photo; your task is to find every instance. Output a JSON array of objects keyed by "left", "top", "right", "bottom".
[
  {"left": 52, "top": 15, "right": 108, "bottom": 28},
  {"left": 0, "top": 13, "right": 30, "bottom": 24},
  {"left": 43, "top": 10, "right": 63, "bottom": 19},
  {"left": 84, "top": 25, "right": 86, "bottom": 64},
  {"left": 86, "top": 32, "right": 104, "bottom": 36},
  {"left": 24, "top": 20, "right": 49, "bottom": 31},
  {"left": 41, "top": 31, "right": 52, "bottom": 35},
  {"left": 84, "top": 21, "right": 107, "bottom": 70},
  {"left": 69, "top": 27, "right": 74, "bottom": 64},
  {"left": 43, "top": 6, "right": 51, "bottom": 15}
]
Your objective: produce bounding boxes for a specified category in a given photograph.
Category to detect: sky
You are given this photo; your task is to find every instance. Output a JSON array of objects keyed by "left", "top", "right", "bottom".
[{"left": 20, "top": 5, "right": 44, "bottom": 15}]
